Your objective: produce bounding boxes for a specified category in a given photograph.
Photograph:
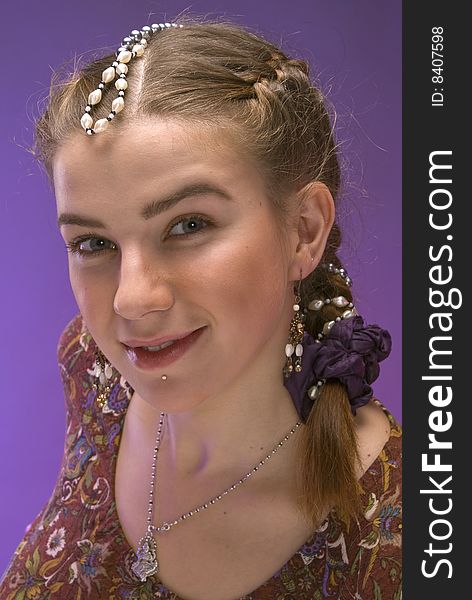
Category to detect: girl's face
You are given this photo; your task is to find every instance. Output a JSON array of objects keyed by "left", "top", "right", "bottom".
[{"left": 53, "top": 119, "right": 298, "bottom": 414}]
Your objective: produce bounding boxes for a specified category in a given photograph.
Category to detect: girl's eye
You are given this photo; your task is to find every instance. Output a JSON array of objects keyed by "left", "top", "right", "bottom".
[
  {"left": 167, "top": 215, "right": 209, "bottom": 238},
  {"left": 65, "top": 235, "right": 115, "bottom": 257},
  {"left": 65, "top": 215, "right": 211, "bottom": 258}
]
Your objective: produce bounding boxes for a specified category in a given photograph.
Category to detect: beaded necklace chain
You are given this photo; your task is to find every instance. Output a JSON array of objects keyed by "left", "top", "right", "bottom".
[{"left": 131, "top": 412, "right": 302, "bottom": 582}]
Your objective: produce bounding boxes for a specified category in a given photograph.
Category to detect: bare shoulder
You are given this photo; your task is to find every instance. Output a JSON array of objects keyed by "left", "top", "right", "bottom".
[{"left": 354, "top": 399, "right": 392, "bottom": 477}]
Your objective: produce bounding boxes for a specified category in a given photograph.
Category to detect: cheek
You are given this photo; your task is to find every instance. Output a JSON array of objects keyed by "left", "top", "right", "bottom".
[
  {"left": 190, "top": 226, "right": 288, "bottom": 335},
  {"left": 68, "top": 264, "right": 112, "bottom": 328}
]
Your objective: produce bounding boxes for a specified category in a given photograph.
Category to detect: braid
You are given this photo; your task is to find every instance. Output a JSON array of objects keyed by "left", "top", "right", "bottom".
[
  {"left": 254, "top": 49, "right": 312, "bottom": 94},
  {"left": 295, "top": 249, "right": 364, "bottom": 526},
  {"left": 301, "top": 224, "right": 352, "bottom": 340}
]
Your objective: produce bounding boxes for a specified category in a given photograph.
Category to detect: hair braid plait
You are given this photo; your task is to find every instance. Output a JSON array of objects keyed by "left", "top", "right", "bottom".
[{"left": 253, "top": 48, "right": 312, "bottom": 94}]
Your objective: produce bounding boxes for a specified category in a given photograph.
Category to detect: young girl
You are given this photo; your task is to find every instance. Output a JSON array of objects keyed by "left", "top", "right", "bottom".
[{"left": 0, "top": 17, "right": 402, "bottom": 600}]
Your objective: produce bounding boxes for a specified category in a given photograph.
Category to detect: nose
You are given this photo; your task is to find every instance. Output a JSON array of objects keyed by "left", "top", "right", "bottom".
[{"left": 113, "top": 251, "right": 174, "bottom": 318}]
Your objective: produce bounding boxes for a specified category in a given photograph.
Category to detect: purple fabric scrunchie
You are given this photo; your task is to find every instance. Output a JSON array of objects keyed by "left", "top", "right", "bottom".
[{"left": 283, "top": 315, "right": 392, "bottom": 423}]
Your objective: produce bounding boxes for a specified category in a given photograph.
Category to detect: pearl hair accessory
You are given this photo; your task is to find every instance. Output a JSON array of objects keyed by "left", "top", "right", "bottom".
[
  {"left": 319, "top": 262, "right": 352, "bottom": 286},
  {"left": 307, "top": 295, "right": 359, "bottom": 340},
  {"left": 305, "top": 262, "right": 357, "bottom": 340},
  {"left": 80, "top": 22, "right": 183, "bottom": 135}
]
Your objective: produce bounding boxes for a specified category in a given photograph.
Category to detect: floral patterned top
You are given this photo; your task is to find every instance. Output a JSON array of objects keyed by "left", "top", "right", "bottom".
[{"left": 0, "top": 313, "right": 402, "bottom": 600}]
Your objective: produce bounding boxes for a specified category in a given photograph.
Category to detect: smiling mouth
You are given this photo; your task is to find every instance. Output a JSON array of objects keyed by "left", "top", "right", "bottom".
[{"left": 123, "top": 326, "right": 207, "bottom": 369}]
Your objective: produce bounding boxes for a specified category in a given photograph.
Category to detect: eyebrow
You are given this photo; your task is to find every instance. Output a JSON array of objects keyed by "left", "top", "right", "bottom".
[{"left": 56, "top": 182, "right": 234, "bottom": 229}]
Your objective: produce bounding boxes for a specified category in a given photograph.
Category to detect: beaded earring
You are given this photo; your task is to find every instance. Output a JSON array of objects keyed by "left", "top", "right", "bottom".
[
  {"left": 283, "top": 270, "right": 305, "bottom": 378},
  {"left": 91, "top": 348, "right": 114, "bottom": 409}
]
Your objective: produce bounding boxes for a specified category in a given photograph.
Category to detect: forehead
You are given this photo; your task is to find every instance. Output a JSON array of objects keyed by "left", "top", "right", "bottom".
[{"left": 52, "top": 119, "right": 265, "bottom": 206}]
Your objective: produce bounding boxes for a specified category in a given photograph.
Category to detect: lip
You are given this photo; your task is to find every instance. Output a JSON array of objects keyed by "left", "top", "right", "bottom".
[
  {"left": 123, "top": 328, "right": 200, "bottom": 348},
  {"left": 123, "top": 326, "right": 207, "bottom": 370}
]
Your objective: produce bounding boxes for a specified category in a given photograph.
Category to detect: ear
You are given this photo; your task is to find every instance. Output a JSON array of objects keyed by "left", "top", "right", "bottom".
[{"left": 287, "top": 181, "right": 335, "bottom": 281}]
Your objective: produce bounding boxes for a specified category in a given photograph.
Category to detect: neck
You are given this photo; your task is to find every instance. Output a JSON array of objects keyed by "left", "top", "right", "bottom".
[{"left": 126, "top": 370, "right": 301, "bottom": 485}]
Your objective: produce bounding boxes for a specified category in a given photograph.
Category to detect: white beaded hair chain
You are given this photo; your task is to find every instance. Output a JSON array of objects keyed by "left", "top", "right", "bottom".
[{"left": 80, "top": 22, "right": 183, "bottom": 135}]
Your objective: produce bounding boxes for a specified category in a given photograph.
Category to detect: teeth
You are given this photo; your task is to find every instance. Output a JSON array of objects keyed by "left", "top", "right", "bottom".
[{"left": 143, "top": 340, "right": 176, "bottom": 351}]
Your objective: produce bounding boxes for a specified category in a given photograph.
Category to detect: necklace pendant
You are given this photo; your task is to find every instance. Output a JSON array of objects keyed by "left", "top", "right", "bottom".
[{"left": 131, "top": 530, "right": 159, "bottom": 582}]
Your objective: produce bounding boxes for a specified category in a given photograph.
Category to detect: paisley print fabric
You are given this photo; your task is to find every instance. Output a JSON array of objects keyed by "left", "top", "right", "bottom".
[{"left": 0, "top": 313, "right": 402, "bottom": 599}]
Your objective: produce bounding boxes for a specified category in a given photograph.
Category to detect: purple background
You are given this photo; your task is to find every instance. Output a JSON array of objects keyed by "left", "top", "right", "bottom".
[{"left": 1, "top": 0, "right": 401, "bottom": 569}]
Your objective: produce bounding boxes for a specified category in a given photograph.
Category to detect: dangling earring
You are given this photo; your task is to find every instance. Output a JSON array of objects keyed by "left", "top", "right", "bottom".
[
  {"left": 283, "top": 269, "right": 305, "bottom": 378},
  {"left": 91, "top": 348, "right": 114, "bottom": 409},
  {"left": 91, "top": 346, "right": 168, "bottom": 409}
]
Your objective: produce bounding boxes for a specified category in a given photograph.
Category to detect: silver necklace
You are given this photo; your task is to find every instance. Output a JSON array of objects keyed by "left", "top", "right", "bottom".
[{"left": 131, "top": 411, "right": 302, "bottom": 582}]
